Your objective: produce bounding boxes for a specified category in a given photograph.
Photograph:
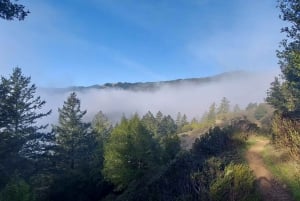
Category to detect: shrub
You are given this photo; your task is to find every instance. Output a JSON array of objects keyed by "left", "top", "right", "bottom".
[
  {"left": 210, "top": 163, "right": 258, "bottom": 201},
  {"left": 0, "top": 177, "right": 35, "bottom": 201}
]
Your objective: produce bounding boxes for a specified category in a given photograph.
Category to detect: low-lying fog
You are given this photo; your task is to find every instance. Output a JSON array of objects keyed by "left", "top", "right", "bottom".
[{"left": 38, "top": 71, "right": 277, "bottom": 125}]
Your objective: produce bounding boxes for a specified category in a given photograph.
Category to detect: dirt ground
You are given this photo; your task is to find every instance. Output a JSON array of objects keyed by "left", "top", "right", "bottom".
[{"left": 246, "top": 137, "right": 295, "bottom": 201}]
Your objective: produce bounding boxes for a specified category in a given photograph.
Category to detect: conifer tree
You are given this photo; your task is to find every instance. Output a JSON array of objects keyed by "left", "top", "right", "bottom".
[
  {"left": 53, "top": 92, "right": 90, "bottom": 170},
  {"left": 103, "top": 114, "right": 160, "bottom": 189},
  {"left": 0, "top": 67, "right": 50, "bottom": 183},
  {"left": 267, "top": 0, "right": 300, "bottom": 115},
  {"left": 218, "top": 97, "right": 230, "bottom": 115}
]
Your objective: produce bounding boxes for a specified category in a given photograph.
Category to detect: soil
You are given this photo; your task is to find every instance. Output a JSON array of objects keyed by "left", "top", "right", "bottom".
[{"left": 246, "top": 137, "right": 295, "bottom": 201}]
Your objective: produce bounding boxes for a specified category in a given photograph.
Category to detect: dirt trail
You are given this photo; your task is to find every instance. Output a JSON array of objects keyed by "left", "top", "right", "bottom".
[{"left": 246, "top": 137, "right": 294, "bottom": 201}]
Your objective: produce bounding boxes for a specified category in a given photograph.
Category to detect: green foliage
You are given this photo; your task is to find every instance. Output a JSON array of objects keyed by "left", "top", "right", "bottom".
[
  {"left": 103, "top": 115, "right": 161, "bottom": 190},
  {"left": 245, "top": 103, "right": 257, "bottom": 111},
  {"left": 210, "top": 164, "right": 258, "bottom": 201},
  {"left": 176, "top": 112, "right": 188, "bottom": 133},
  {"left": 254, "top": 103, "right": 269, "bottom": 120},
  {"left": 272, "top": 114, "right": 300, "bottom": 158},
  {"left": 160, "top": 135, "right": 181, "bottom": 162},
  {"left": 207, "top": 102, "right": 217, "bottom": 123},
  {"left": 53, "top": 92, "right": 91, "bottom": 170},
  {"left": 48, "top": 170, "right": 112, "bottom": 201},
  {"left": 267, "top": 0, "right": 300, "bottom": 115},
  {"left": 218, "top": 97, "right": 230, "bottom": 115},
  {"left": 0, "top": 176, "right": 35, "bottom": 201},
  {"left": 262, "top": 142, "right": 300, "bottom": 200},
  {"left": 141, "top": 111, "right": 157, "bottom": 136},
  {"left": 157, "top": 115, "right": 177, "bottom": 137},
  {"left": 266, "top": 77, "right": 287, "bottom": 112},
  {"left": 0, "top": 0, "right": 30, "bottom": 20},
  {"left": 192, "top": 127, "right": 230, "bottom": 156},
  {"left": 92, "top": 111, "right": 112, "bottom": 142},
  {"left": 0, "top": 67, "right": 50, "bottom": 187},
  {"left": 0, "top": 67, "right": 51, "bottom": 141}
]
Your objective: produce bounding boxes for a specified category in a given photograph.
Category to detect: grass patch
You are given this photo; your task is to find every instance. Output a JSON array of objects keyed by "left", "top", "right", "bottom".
[{"left": 262, "top": 143, "right": 300, "bottom": 200}]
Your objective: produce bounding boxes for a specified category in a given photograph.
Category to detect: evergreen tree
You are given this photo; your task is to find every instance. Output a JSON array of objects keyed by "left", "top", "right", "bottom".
[
  {"left": 50, "top": 96, "right": 112, "bottom": 201},
  {"left": 218, "top": 97, "right": 230, "bottom": 115},
  {"left": 206, "top": 103, "right": 216, "bottom": 124},
  {"left": 233, "top": 104, "right": 241, "bottom": 113},
  {"left": 176, "top": 112, "right": 188, "bottom": 133},
  {"left": 155, "top": 111, "right": 163, "bottom": 124},
  {"left": 0, "top": 67, "right": 51, "bottom": 140},
  {"left": 267, "top": 0, "right": 300, "bottom": 115},
  {"left": 0, "top": 67, "right": 50, "bottom": 185},
  {"left": 53, "top": 92, "right": 90, "bottom": 170},
  {"left": 175, "top": 112, "right": 182, "bottom": 127},
  {"left": 141, "top": 111, "right": 157, "bottom": 136},
  {"left": 92, "top": 110, "right": 112, "bottom": 143},
  {"left": 157, "top": 115, "right": 177, "bottom": 137},
  {"left": 103, "top": 114, "right": 160, "bottom": 189},
  {"left": 0, "top": 176, "right": 35, "bottom": 201}
]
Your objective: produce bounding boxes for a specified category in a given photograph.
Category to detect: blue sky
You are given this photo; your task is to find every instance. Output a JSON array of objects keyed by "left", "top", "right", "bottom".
[{"left": 0, "top": 0, "right": 284, "bottom": 87}]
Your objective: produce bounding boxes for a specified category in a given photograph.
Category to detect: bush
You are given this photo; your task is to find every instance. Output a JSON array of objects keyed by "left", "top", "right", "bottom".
[
  {"left": 210, "top": 164, "right": 259, "bottom": 201},
  {"left": 0, "top": 177, "right": 35, "bottom": 201}
]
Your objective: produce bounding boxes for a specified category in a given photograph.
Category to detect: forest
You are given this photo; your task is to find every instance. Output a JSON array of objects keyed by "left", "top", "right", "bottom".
[{"left": 0, "top": 0, "right": 300, "bottom": 200}]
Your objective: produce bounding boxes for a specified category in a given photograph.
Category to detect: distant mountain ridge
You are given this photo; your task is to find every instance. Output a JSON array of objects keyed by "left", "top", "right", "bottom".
[{"left": 50, "top": 71, "right": 250, "bottom": 92}]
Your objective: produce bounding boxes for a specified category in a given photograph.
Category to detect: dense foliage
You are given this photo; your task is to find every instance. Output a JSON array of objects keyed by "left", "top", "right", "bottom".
[
  {"left": 266, "top": 0, "right": 300, "bottom": 159},
  {"left": 0, "top": 0, "right": 29, "bottom": 20},
  {"left": 266, "top": 0, "right": 300, "bottom": 115}
]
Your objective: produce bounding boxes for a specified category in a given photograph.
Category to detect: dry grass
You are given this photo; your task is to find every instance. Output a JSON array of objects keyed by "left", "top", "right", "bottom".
[{"left": 262, "top": 142, "right": 300, "bottom": 200}]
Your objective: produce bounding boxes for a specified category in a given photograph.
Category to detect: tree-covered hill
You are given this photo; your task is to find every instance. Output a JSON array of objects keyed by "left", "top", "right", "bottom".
[{"left": 49, "top": 71, "right": 250, "bottom": 92}]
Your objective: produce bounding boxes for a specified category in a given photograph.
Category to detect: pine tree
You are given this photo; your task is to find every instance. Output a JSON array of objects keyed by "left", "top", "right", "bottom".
[
  {"left": 267, "top": 0, "right": 300, "bottom": 115},
  {"left": 206, "top": 102, "right": 216, "bottom": 124},
  {"left": 141, "top": 111, "right": 157, "bottom": 136},
  {"left": 157, "top": 115, "right": 177, "bottom": 137},
  {"left": 53, "top": 92, "right": 90, "bottom": 170},
  {"left": 0, "top": 67, "right": 50, "bottom": 184},
  {"left": 92, "top": 110, "right": 112, "bottom": 142},
  {"left": 0, "top": 67, "right": 51, "bottom": 140},
  {"left": 103, "top": 114, "right": 160, "bottom": 189},
  {"left": 218, "top": 97, "right": 230, "bottom": 115},
  {"left": 266, "top": 77, "right": 287, "bottom": 112}
]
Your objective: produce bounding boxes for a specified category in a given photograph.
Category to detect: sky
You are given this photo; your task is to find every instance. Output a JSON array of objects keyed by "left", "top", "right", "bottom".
[{"left": 0, "top": 0, "right": 284, "bottom": 87}]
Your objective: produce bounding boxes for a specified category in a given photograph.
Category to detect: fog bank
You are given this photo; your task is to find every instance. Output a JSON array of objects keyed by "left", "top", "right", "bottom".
[{"left": 38, "top": 71, "right": 277, "bottom": 125}]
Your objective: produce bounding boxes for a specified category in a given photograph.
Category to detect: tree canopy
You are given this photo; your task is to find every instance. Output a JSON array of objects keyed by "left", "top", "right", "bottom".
[
  {"left": 0, "top": 0, "right": 29, "bottom": 20},
  {"left": 267, "top": 0, "right": 300, "bottom": 116}
]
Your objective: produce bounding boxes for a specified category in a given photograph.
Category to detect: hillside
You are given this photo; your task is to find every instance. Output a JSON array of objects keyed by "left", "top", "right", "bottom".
[{"left": 50, "top": 71, "right": 250, "bottom": 92}]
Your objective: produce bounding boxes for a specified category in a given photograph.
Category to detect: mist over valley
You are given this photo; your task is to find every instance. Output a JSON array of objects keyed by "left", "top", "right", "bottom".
[{"left": 38, "top": 71, "right": 276, "bottom": 124}]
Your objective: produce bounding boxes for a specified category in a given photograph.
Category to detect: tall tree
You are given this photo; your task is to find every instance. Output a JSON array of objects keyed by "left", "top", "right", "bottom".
[
  {"left": 53, "top": 92, "right": 90, "bottom": 170},
  {"left": 0, "top": 67, "right": 50, "bottom": 184},
  {"left": 103, "top": 114, "right": 160, "bottom": 190},
  {"left": 0, "top": 0, "right": 29, "bottom": 20},
  {"left": 206, "top": 102, "right": 216, "bottom": 124},
  {"left": 267, "top": 0, "right": 300, "bottom": 115},
  {"left": 0, "top": 68, "right": 50, "bottom": 136},
  {"left": 92, "top": 110, "right": 112, "bottom": 143},
  {"left": 157, "top": 115, "right": 177, "bottom": 137},
  {"left": 218, "top": 97, "right": 230, "bottom": 115},
  {"left": 141, "top": 111, "right": 157, "bottom": 136}
]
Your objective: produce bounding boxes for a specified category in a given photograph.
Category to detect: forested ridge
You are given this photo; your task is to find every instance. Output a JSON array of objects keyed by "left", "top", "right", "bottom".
[{"left": 1, "top": 0, "right": 300, "bottom": 200}]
